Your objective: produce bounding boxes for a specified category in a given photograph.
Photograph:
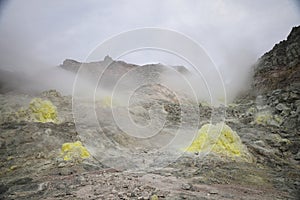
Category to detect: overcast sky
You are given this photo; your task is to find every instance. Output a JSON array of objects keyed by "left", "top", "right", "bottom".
[{"left": 0, "top": 0, "right": 299, "bottom": 82}]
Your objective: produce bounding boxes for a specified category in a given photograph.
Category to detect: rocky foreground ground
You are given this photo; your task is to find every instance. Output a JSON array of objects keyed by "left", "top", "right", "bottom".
[{"left": 0, "top": 87, "right": 299, "bottom": 200}]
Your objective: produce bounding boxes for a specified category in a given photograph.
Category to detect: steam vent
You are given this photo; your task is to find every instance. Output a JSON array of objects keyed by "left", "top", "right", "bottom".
[{"left": 0, "top": 21, "right": 300, "bottom": 200}]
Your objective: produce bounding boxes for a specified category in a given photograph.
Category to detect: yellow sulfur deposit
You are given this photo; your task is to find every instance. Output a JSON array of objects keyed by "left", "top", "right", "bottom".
[
  {"left": 60, "top": 141, "right": 90, "bottom": 161},
  {"left": 99, "top": 96, "right": 120, "bottom": 108},
  {"left": 9, "top": 165, "right": 18, "bottom": 171},
  {"left": 254, "top": 111, "right": 282, "bottom": 126},
  {"left": 29, "top": 98, "right": 58, "bottom": 123},
  {"left": 150, "top": 194, "right": 159, "bottom": 200},
  {"left": 101, "top": 96, "right": 113, "bottom": 108},
  {"left": 185, "top": 123, "right": 252, "bottom": 162},
  {"left": 13, "top": 98, "right": 59, "bottom": 123}
]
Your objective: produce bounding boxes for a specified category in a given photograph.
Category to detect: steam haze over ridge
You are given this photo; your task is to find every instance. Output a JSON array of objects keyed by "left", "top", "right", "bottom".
[{"left": 0, "top": 0, "right": 299, "bottom": 100}]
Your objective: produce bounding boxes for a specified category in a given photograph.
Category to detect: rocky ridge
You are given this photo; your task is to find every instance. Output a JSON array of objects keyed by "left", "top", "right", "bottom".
[{"left": 253, "top": 26, "right": 300, "bottom": 94}]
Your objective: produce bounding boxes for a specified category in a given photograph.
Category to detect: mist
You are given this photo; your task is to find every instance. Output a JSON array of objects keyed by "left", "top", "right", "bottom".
[
  {"left": 0, "top": 65, "right": 76, "bottom": 95},
  {"left": 0, "top": 0, "right": 299, "bottom": 101}
]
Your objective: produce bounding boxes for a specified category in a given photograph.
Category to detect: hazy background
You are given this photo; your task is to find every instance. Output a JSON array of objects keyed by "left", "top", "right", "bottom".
[{"left": 0, "top": 0, "right": 299, "bottom": 97}]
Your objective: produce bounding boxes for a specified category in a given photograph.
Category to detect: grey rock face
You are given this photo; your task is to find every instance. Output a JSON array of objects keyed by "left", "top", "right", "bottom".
[
  {"left": 60, "top": 59, "right": 82, "bottom": 73},
  {"left": 253, "top": 26, "right": 300, "bottom": 94}
]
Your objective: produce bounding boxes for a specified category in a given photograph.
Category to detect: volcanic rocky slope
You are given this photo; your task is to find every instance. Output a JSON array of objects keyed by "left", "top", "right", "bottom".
[
  {"left": 0, "top": 26, "right": 299, "bottom": 200},
  {"left": 253, "top": 26, "right": 300, "bottom": 94}
]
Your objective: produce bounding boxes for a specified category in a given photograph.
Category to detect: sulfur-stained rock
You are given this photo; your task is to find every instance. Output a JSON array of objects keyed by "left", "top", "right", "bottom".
[
  {"left": 60, "top": 141, "right": 91, "bottom": 162},
  {"left": 28, "top": 98, "right": 58, "bottom": 123},
  {"left": 185, "top": 123, "right": 253, "bottom": 162},
  {"left": 254, "top": 111, "right": 282, "bottom": 127},
  {"left": 8, "top": 98, "right": 59, "bottom": 123}
]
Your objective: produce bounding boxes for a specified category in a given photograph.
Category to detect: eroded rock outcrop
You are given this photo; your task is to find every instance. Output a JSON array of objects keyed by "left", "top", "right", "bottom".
[{"left": 253, "top": 26, "right": 300, "bottom": 94}]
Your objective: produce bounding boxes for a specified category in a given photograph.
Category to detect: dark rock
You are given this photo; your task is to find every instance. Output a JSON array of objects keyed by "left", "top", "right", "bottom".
[
  {"left": 0, "top": 184, "right": 9, "bottom": 195},
  {"left": 11, "top": 177, "right": 33, "bottom": 185}
]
